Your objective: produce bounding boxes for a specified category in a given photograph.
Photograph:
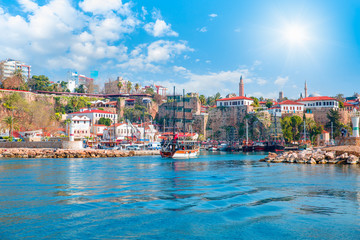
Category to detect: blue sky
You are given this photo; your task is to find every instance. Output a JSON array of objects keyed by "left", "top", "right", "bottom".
[{"left": 1, "top": 0, "right": 360, "bottom": 99}]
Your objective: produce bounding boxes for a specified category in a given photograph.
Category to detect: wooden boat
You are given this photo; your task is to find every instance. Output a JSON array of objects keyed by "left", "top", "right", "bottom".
[{"left": 160, "top": 139, "right": 200, "bottom": 158}]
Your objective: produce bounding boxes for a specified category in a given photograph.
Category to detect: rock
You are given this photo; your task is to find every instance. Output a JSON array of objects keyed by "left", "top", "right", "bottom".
[
  {"left": 347, "top": 155, "right": 359, "bottom": 164},
  {"left": 308, "top": 158, "right": 317, "bottom": 164},
  {"left": 325, "top": 152, "right": 335, "bottom": 160}
]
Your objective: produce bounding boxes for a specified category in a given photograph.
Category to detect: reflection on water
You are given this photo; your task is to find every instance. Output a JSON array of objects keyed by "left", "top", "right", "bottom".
[{"left": 0, "top": 152, "right": 359, "bottom": 239}]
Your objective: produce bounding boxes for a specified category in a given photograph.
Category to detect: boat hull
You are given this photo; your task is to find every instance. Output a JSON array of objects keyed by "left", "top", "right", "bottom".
[{"left": 160, "top": 148, "right": 200, "bottom": 159}]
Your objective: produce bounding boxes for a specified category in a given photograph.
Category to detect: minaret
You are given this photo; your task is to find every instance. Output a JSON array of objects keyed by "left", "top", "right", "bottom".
[
  {"left": 239, "top": 75, "right": 244, "bottom": 97},
  {"left": 304, "top": 80, "right": 308, "bottom": 98}
]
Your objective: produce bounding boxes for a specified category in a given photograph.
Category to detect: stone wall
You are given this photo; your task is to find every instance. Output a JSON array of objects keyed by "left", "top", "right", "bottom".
[
  {"left": 206, "top": 105, "right": 253, "bottom": 140},
  {"left": 193, "top": 114, "right": 208, "bottom": 138},
  {"left": 0, "top": 141, "right": 62, "bottom": 148},
  {"left": 311, "top": 108, "right": 351, "bottom": 127}
]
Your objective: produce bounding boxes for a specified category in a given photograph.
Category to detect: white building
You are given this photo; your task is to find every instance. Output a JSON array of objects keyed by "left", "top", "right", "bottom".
[
  {"left": 268, "top": 106, "right": 282, "bottom": 117},
  {"left": 66, "top": 115, "right": 91, "bottom": 138},
  {"left": 216, "top": 96, "right": 254, "bottom": 107},
  {"left": 298, "top": 96, "right": 339, "bottom": 109},
  {"left": 68, "top": 109, "right": 118, "bottom": 125},
  {"left": 1, "top": 59, "right": 31, "bottom": 80},
  {"left": 103, "top": 122, "right": 158, "bottom": 142},
  {"left": 278, "top": 100, "right": 304, "bottom": 113},
  {"left": 91, "top": 124, "right": 107, "bottom": 138}
]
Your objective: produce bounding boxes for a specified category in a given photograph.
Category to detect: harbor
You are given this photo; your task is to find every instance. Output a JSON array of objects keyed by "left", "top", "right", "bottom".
[{"left": 0, "top": 152, "right": 359, "bottom": 239}]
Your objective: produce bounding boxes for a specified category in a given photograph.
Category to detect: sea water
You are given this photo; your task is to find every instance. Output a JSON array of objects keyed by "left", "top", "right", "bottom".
[{"left": 0, "top": 152, "right": 359, "bottom": 239}]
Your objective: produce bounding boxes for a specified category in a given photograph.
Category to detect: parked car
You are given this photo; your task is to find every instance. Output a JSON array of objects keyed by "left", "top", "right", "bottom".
[
  {"left": 126, "top": 145, "right": 140, "bottom": 151},
  {"left": 147, "top": 142, "right": 161, "bottom": 150}
]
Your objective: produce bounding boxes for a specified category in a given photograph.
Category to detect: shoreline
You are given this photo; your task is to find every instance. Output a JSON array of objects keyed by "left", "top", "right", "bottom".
[
  {"left": 260, "top": 146, "right": 360, "bottom": 165},
  {"left": 0, "top": 148, "right": 160, "bottom": 159}
]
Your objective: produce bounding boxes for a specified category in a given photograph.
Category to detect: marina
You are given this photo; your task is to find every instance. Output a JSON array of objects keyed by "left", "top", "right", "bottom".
[{"left": 0, "top": 152, "right": 359, "bottom": 239}]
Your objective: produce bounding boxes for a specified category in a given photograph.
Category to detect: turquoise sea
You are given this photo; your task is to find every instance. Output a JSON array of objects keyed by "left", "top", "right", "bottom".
[{"left": 0, "top": 151, "right": 359, "bottom": 239}]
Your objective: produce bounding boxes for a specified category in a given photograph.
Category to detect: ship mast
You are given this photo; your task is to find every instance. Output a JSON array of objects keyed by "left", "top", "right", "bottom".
[
  {"left": 183, "top": 89, "right": 186, "bottom": 139},
  {"left": 172, "top": 86, "right": 176, "bottom": 137}
]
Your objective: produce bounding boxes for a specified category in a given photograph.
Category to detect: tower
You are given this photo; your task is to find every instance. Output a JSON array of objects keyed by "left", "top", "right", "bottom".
[
  {"left": 279, "top": 91, "right": 284, "bottom": 102},
  {"left": 239, "top": 75, "right": 244, "bottom": 97},
  {"left": 304, "top": 80, "right": 308, "bottom": 98}
]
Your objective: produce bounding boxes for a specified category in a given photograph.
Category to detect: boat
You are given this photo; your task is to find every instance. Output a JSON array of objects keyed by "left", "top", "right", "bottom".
[
  {"left": 218, "top": 143, "right": 228, "bottom": 151},
  {"left": 242, "top": 119, "right": 254, "bottom": 152},
  {"left": 160, "top": 87, "right": 200, "bottom": 159},
  {"left": 253, "top": 141, "right": 267, "bottom": 151},
  {"left": 266, "top": 113, "right": 285, "bottom": 152}
]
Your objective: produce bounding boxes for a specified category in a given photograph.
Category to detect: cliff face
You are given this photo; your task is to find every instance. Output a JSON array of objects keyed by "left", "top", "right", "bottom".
[{"left": 206, "top": 105, "right": 253, "bottom": 140}]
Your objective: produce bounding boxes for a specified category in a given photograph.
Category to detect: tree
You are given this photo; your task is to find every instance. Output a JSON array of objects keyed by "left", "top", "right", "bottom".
[
  {"left": 214, "top": 92, "right": 221, "bottom": 101},
  {"left": 290, "top": 115, "right": 302, "bottom": 141},
  {"left": 126, "top": 81, "right": 132, "bottom": 94},
  {"left": 265, "top": 100, "right": 273, "bottom": 108},
  {"left": 199, "top": 95, "right": 206, "bottom": 105},
  {"left": 134, "top": 83, "right": 140, "bottom": 93},
  {"left": 207, "top": 96, "right": 215, "bottom": 106},
  {"left": 326, "top": 109, "right": 342, "bottom": 137},
  {"left": 28, "top": 75, "right": 52, "bottom": 91},
  {"left": 250, "top": 97, "right": 259, "bottom": 108},
  {"left": 98, "top": 117, "right": 112, "bottom": 126},
  {"left": 117, "top": 81, "right": 123, "bottom": 93},
  {"left": 75, "top": 84, "right": 86, "bottom": 93},
  {"left": 145, "top": 87, "right": 155, "bottom": 95},
  {"left": 2, "top": 116, "right": 18, "bottom": 140},
  {"left": 334, "top": 93, "right": 345, "bottom": 102},
  {"left": 60, "top": 81, "right": 68, "bottom": 91},
  {"left": 281, "top": 116, "right": 293, "bottom": 143},
  {"left": 2, "top": 69, "right": 28, "bottom": 90}
]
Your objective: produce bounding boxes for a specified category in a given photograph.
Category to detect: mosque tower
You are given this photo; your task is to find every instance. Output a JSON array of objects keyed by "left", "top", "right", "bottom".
[
  {"left": 305, "top": 80, "right": 308, "bottom": 98},
  {"left": 239, "top": 75, "right": 244, "bottom": 97}
]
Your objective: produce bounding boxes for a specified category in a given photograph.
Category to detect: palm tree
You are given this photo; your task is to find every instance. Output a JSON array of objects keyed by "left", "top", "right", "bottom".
[
  {"left": 134, "top": 83, "right": 140, "bottom": 93},
  {"left": 2, "top": 116, "right": 18, "bottom": 140},
  {"left": 199, "top": 95, "right": 206, "bottom": 105},
  {"left": 117, "top": 81, "right": 123, "bottom": 93},
  {"left": 126, "top": 81, "right": 132, "bottom": 94}
]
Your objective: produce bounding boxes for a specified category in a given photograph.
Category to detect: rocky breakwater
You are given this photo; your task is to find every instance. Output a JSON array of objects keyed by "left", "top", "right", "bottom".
[
  {"left": 0, "top": 148, "right": 160, "bottom": 159},
  {"left": 260, "top": 148, "right": 360, "bottom": 165}
]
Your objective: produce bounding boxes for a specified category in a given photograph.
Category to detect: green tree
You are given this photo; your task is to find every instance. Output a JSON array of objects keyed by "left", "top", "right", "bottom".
[
  {"left": 281, "top": 116, "right": 293, "bottom": 143},
  {"left": 60, "top": 81, "right": 68, "bottom": 91},
  {"left": 75, "top": 84, "right": 86, "bottom": 93},
  {"left": 290, "top": 115, "right": 302, "bottom": 141},
  {"left": 98, "top": 117, "right": 112, "bottom": 126},
  {"left": 28, "top": 75, "right": 52, "bottom": 91},
  {"left": 126, "top": 81, "right": 132, "bottom": 94},
  {"left": 199, "top": 95, "right": 206, "bottom": 105},
  {"left": 134, "top": 83, "right": 140, "bottom": 93},
  {"left": 326, "top": 109, "right": 342, "bottom": 137},
  {"left": 250, "top": 97, "right": 259, "bottom": 108},
  {"left": 145, "top": 87, "right": 155, "bottom": 95},
  {"left": 207, "top": 96, "right": 215, "bottom": 106},
  {"left": 2, "top": 116, "right": 18, "bottom": 140},
  {"left": 265, "top": 100, "right": 273, "bottom": 108},
  {"left": 117, "top": 81, "right": 123, "bottom": 93},
  {"left": 214, "top": 92, "right": 221, "bottom": 101}
]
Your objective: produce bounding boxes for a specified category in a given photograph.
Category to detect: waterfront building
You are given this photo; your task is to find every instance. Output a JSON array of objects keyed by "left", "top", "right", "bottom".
[
  {"left": 268, "top": 106, "right": 282, "bottom": 117},
  {"left": 298, "top": 96, "right": 339, "bottom": 109},
  {"left": 68, "top": 109, "right": 118, "bottom": 125},
  {"left": 103, "top": 122, "right": 158, "bottom": 142},
  {"left": 278, "top": 100, "right": 305, "bottom": 113},
  {"left": 216, "top": 96, "right": 254, "bottom": 107},
  {"left": 66, "top": 115, "right": 91, "bottom": 138},
  {"left": 91, "top": 124, "right": 107, "bottom": 139},
  {"left": 0, "top": 59, "right": 31, "bottom": 81}
]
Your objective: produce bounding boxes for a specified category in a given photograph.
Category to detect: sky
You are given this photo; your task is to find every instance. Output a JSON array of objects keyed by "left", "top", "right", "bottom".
[{"left": 1, "top": 0, "right": 360, "bottom": 99}]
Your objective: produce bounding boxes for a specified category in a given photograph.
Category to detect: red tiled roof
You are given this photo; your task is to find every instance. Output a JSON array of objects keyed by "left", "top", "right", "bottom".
[
  {"left": 93, "top": 124, "right": 107, "bottom": 127},
  {"left": 344, "top": 102, "right": 354, "bottom": 107},
  {"left": 69, "top": 110, "right": 115, "bottom": 114},
  {"left": 216, "top": 96, "right": 254, "bottom": 101},
  {"left": 279, "top": 100, "right": 304, "bottom": 105},
  {"left": 299, "top": 96, "right": 337, "bottom": 102},
  {"left": 125, "top": 99, "right": 135, "bottom": 101}
]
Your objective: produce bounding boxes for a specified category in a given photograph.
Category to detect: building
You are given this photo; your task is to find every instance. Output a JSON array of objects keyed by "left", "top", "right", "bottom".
[
  {"left": 278, "top": 100, "right": 304, "bottom": 113},
  {"left": 68, "top": 109, "right": 118, "bottom": 125},
  {"left": 66, "top": 115, "right": 91, "bottom": 138},
  {"left": 103, "top": 122, "right": 158, "bottom": 142},
  {"left": 304, "top": 81, "right": 308, "bottom": 98},
  {"left": 91, "top": 124, "right": 107, "bottom": 138},
  {"left": 145, "top": 84, "right": 167, "bottom": 96},
  {"left": 104, "top": 77, "right": 127, "bottom": 94},
  {"left": 278, "top": 91, "right": 284, "bottom": 102},
  {"left": 0, "top": 59, "right": 31, "bottom": 81},
  {"left": 66, "top": 71, "right": 95, "bottom": 93},
  {"left": 216, "top": 96, "right": 254, "bottom": 107},
  {"left": 298, "top": 96, "right": 339, "bottom": 109},
  {"left": 239, "top": 75, "right": 244, "bottom": 97}
]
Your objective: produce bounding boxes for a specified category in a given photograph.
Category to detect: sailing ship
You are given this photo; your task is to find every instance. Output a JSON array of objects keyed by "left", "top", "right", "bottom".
[
  {"left": 242, "top": 119, "right": 254, "bottom": 152},
  {"left": 160, "top": 88, "right": 200, "bottom": 159},
  {"left": 267, "top": 113, "right": 285, "bottom": 152}
]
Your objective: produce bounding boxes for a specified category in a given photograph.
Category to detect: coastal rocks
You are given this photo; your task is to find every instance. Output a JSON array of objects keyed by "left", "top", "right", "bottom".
[
  {"left": 260, "top": 148, "right": 360, "bottom": 165},
  {"left": 0, "top": 148, "right": 160, "bottom": 159}
]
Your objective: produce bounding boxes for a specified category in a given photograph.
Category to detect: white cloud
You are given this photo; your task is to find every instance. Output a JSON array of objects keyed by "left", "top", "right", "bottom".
[
  {"left": 155, "top": 68, "right": 251, "bottom": 96},
  {"left": 79, "top": 0, "right": 124, "bottom": 14},
  {"left": 144, "top": 19, "right": 178, "bottom": 37},
  {"left": 199, "top": 27, "right": 207, "bottom": 32},
  {"left": 173, "top": 66, "right": 187, "bottom": 72},
  {"left": 257, "top": 78, "right": 267, "bottom": 86},
  {"left": 274, "top": 76, "right": 289, "bottom": 86},
  {"left": 209, "top": 13, "right": 218, "bottom": 18},
  {"left": 18, "top": 0, "right": 38, "bottom": 12},
  {"left": 118, "top": 40, "right": 192, "bottom": 72},
  {"left": 234, "top": 28, "right": 241, "bottom": 32},
  {"left": 248, "top": 91, "right": 278, "bottom": 99},
  {"left": 205, "top": 60, "right": 211, "bottom": 64}
]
